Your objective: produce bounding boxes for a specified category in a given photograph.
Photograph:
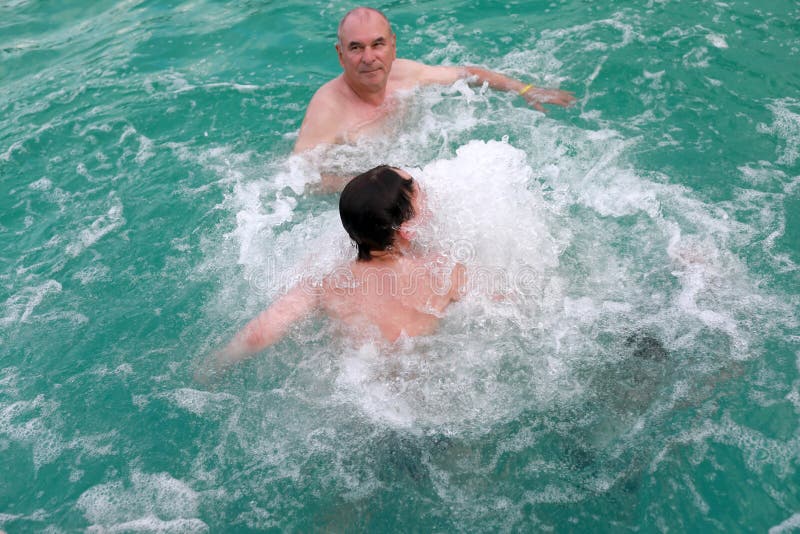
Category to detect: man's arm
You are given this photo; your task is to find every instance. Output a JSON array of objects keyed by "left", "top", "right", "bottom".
[
  {"left": 293, "top": 90, "right": 341, "bottom": 154},
  {"left": 411, "top": 61, "right": 575, "bottom": 112},
  {"left": 292, "top": 89, "right": 357, "bottom": 190},
  {"left": 195, "top": 284, "right": 318, "bottom": 383}
]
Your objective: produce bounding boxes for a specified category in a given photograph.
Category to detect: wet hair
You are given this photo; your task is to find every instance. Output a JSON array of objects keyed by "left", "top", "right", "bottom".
[
  {"left": 337, "top": 6, "right": 392, "bottom": 44},
  {"left": 339, "top": 165, "right": 415, "bottom": 261}
]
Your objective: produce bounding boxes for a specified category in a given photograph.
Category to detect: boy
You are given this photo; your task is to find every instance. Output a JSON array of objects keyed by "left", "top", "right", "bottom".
[{"left": 197, "top": 166, "right": 465, "bottom": 382}]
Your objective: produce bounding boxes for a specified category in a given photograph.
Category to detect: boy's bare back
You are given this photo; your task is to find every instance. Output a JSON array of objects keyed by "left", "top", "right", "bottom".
[{"left": 321, "top": 254, "right": 465, "bottom": 342}]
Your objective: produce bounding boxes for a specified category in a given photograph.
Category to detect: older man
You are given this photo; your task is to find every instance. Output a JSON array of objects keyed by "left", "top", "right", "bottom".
[{"left": 293, "top": 6, "right": 576, "bottom": 153}]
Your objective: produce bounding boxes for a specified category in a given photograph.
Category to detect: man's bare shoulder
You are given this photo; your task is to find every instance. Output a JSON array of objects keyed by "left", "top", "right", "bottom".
[
  {"left": 306, "top": 77, "right": 348, "bottom": 115},
  {"left": 294, "top": 77, "right": 351, "bottom": 152}
]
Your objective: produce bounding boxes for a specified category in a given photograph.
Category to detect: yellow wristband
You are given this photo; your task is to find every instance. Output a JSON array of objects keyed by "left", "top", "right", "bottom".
[{"left": 519, "top": 84, "right": 535, "bottom": 95}]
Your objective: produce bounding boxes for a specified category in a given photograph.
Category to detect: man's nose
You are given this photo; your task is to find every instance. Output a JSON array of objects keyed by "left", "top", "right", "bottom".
[{"left": 362, "top": 47, "right": 375, "bottom": 63}]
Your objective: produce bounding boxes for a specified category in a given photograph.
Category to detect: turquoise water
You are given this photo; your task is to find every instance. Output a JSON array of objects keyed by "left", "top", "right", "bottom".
[{"left": 2, "top": 0, "right": 799, "bottom": 531}]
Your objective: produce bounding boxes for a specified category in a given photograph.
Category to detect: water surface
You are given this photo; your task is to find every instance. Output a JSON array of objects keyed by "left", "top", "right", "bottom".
[{"left": 1, "top": 0, "right": 799, "bottom": 531}]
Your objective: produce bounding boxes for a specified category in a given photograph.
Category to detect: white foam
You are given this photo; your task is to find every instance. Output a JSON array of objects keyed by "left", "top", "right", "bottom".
[
  {"left": 759, "top": 98, "right": 800, "bottom": 166},
  {"left": 0, "top": 394, "right": 65, "bottom": 470},
  {"left": 198, "top": 81, "right": 260, "bottom": 93},
  {"left": 78, "top": 471, "right": 202, "bottom": 529},
  {"left": 1, "top": 280, "right": 62, "bottom": 325},
  {"left": 68, "top": 432, "right": 117, "bottom": 458},
  {"left": 29, "top": 177, "right": 53, "bottom": 191},
  {"left": 73, "top": 264, "right": 112, "bottom": 285},
  {"left": 119, "top": 125, "right": 154, "bottom": 164},
  {"left": 87, "top": 516, "right": 209, "bottom": 533},
  {"left": 664, "top": 415, "right": 800, "bottom": 479},
  {"left": 65, "top": 194, "right": 126, "bottom": 258},
  {"left": 335, "top": 344, "right": 416, "bottom": 428},
  {"left": 538, "top": 15, "right": 636, "bottom": 53},
  {"left": 738, "top": 163, "right": 787, "bottom": 189},
  {"left": 230, "top": 184, "right": 298, "bottom": 267},
  {"left": 422, "top": 139, "right": 560, "bottom": 273},
  {"left": 0, "top": 139, "right": 26, "bottom": 162},
  {"left": 666, "top": 227, "right": 741, "bottom": 347},
  {"left": 167, "top": 142, "right": 255, "bottom": 187},
  {"left": 160, "top": 388, "right": 239, "bottom": 417},
  {"left": 770, "top": 514, "right": 800, "bottom": 534},
  {"left": 580, "top": 165, "right": 662, "bottom": 218},
  {"left": 143, "top": 71, "right": 193, "bottom": 95},
  {"left": 705, "top": 33, "right": 728, "bottom": 48},
  {"left": 0, "top": 368, "right": 20, "bottom": 397},
  {"left": 682, "top": 46, "right": 711, "bottom": 68}
]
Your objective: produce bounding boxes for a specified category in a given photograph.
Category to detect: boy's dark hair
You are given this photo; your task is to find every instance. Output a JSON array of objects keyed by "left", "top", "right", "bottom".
[{"left": 339, "top": 165, "right": 415, "bottom": 261}]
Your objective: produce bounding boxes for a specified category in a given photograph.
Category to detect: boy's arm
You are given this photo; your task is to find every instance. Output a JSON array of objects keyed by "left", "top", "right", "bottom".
[{"left": 196, "top": 285, "right": 318, "bottom": 383}]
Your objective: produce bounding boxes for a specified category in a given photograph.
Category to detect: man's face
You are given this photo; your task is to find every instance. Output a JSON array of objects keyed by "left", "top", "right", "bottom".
[{"left": 336, "top": 12, "right": 396, "bottom": 92}]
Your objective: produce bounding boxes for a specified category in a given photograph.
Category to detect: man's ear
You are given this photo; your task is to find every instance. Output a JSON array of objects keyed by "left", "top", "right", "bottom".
[{"left": 335, "top": 43, "right": 344, "bottom": 66}]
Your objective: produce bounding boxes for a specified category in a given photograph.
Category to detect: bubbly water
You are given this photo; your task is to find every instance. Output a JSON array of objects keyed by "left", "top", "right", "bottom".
[{"left": 1, "top": 0, "right": 798, "bottom": 531}]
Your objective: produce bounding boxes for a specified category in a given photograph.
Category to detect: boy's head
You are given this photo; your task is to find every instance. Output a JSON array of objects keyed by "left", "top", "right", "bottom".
[{"left": 339, "top": 165, "right": 415, "bottom": 261}]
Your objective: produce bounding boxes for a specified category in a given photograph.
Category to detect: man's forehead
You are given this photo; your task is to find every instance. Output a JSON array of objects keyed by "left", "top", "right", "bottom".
[{"left": 339, "top": 9, "right": 392, "bottom": 41}]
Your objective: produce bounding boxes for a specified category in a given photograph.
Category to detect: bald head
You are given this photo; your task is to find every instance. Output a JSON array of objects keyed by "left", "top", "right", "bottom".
[{"left": 337, "top": 7, "right": 393, "bottom": 44}]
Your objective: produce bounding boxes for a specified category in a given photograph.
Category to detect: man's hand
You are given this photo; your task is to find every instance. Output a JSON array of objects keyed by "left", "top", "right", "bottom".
[{"left": 520, "top": 86, "right": 576, "bottom": 112}]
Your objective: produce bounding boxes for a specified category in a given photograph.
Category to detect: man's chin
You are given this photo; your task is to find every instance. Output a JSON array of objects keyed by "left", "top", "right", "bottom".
[
  {"left": 344, "top": 71, "right": 388, "bottom": 93},
  {"left": 360, "top": 74, "right": 388, "bottom": 88}
]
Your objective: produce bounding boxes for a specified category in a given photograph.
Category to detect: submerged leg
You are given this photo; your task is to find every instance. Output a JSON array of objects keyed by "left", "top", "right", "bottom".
[{"left": 625, "top": 332, "right": 669, "bottom": 361}]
